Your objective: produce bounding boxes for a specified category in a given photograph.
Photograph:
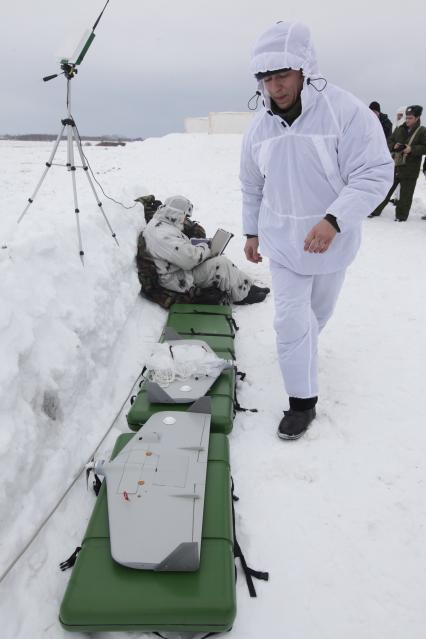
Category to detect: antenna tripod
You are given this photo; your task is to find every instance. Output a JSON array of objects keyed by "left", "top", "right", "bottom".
[{"left": 17, "top": 61, "right": 119, "bottom": 265}]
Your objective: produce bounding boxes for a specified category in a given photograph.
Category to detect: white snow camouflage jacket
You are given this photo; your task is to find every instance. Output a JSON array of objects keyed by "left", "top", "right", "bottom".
[
  {"left": 143, "top": 196, "right": 211, "bottom": 293},
  {"left": 240, "top": 21, "right": 394, "bottom": 274}
]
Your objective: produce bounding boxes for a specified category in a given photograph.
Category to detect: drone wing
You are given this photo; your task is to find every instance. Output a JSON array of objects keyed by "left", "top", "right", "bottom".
[{"left": 98, "top": 398, "right": 211, "bottom": 571}]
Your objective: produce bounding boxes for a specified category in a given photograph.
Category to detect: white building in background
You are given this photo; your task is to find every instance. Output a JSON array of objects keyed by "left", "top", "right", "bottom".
[
  {"left": 184, "top": 117, "right": 209, "bottom": 133},
  {"left": 184, "top": 112, "right": 254, "bottom": 134}
]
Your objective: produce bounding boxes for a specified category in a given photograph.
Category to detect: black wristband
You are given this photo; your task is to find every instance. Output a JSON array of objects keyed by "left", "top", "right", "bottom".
[
  {"left": 245, "top": 234, "right": 258, "bottom": 238},
  {"left": 324, "top": 214, "right": 340, "bottom": 232}
]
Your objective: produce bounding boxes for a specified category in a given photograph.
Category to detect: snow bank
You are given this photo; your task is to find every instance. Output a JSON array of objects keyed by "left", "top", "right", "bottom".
[{"left": 0, "top": 140, "right": 146, "bottom": 571}]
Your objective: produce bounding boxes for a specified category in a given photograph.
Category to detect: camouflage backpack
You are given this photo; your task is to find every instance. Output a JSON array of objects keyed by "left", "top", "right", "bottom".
[
  {"left": 134, "top": 195, "right": 163, "bottom": 224},
  {"left": 135, "top": 196, "right": 229, "bottom": 309}
]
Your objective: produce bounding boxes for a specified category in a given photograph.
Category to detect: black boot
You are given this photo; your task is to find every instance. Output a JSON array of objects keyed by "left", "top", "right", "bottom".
[
  {"left": 234, "top": 285, "right": 269, "bottom": 305},
  {"left": 277, "top": 408, "right": 316, "bottom": 440},
  {"left": 252, "top": 284, "right": 270, "bottom": 294}
]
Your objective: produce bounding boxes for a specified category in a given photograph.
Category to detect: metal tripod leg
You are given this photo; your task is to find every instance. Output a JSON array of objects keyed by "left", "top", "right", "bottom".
[
  {"left": 17, "top": 124, "right": 66, "bottom": 224},
  {"left": 67, "top": 125, "right": 85, "bottom": 265},
  {"left": 72, "top": 125, "right": 119, "bottom": 247},
  {"left": 16, "top": 70, "right": 120, "bottom": 262}
]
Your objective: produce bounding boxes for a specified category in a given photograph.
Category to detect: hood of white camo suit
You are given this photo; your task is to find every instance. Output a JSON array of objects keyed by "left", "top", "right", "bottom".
[
  {"left": 393, "top": 105, "right": 407, "bottom": 131},
  {"left": 153, "top": 195, "right": 193, "bottom": 232},
  {"left": 250, "top": 21, "right": 319, "bottom": 79},
  {"left": 250, "top": 21, "right": 321, "bottom": 111}
]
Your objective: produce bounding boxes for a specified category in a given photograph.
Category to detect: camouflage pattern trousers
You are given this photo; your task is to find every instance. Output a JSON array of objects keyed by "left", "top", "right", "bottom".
[{"left": 192, "top": 256, "right": 252, "bottom": 302}]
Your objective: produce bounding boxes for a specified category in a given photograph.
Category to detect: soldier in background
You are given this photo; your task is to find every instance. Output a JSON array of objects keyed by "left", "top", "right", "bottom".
[
  {"left": 369, "top": 101, "right": 392, "bottom": 139},
  {"left": 389, "top": 106, "right": 407, "bottom": 206},
  {"left": 369, "top": 105, "right": 426, "bottom": 221}
]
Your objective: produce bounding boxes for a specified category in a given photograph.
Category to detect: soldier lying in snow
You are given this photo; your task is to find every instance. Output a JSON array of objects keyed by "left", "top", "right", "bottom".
[{"left": 137, "top": 195, "right": 269, "bottom": 308}]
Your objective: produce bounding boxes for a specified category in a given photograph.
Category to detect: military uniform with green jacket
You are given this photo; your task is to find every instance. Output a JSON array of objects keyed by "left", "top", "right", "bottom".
[{"left": 371, "top": 119, "right": 426, "bottom": 220}]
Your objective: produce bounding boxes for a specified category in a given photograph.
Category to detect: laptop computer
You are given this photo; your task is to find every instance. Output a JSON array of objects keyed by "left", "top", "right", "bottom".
[{"left": 209, "top": 229, "right": 234, "bottom": 257}]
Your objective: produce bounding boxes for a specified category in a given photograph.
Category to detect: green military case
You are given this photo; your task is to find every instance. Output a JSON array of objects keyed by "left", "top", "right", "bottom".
[
  {"left": 166, "top": 313, "right": 235, "bottom": 338},
  {"left": 60, "top": 432, "right": 236, "bottom": 633},
  {"left": 165, "top": 303, "right": 237, "bottom": 358},
  {"left": 170, "top": 303, "right": 233, "bottom": 317},
  {"left": 127, "top": 367, "right": 236, "bottom": 434}
]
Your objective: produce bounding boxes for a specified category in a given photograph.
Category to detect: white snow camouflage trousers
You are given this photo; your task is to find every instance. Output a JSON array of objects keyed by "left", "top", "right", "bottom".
[
  {"left": 270, "top": 261, "right": 346, "bottom": 399},
  {"left": 193, "top": 256, "right": 252, "bottom": 302}
]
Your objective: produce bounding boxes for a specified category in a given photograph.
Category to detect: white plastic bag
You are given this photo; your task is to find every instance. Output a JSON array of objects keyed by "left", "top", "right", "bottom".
[
  {"left": 146, "top": 343, "right": 175, "bottom": 387},
  {"left": 171, "top": 344, "right": 230, "bottom": 379},
  {"left": 146, "top": 342, "right": 231, "bottom": 387}
]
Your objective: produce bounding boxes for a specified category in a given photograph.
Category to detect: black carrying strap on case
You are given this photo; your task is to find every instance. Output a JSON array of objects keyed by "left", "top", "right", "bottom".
[
  {"left": 191, "top": 307, "right": 233, "bottom": 316},
  {"left": 130, "top": 366, "right": 148, "bottom": 404},
  {"left": 227, "top": 315, "right": 239, "bottom": 334},
  {"left": 59, "top": 546, "right": 82, "bottom": 571},
  {"left": 231, "top": 477, "right": 269, "bottom": 597},
  {"left": 91, "top": 474, "right": 102, "bottom": 496},
  {"left": 187, "top": 316, "right": 239, "bottom": 336},
  {"left": 233, "top": 368, "right": 258, "bottom": 414},
  {"left": 154, "top": 632, "right": 230, "bottom": 639}
]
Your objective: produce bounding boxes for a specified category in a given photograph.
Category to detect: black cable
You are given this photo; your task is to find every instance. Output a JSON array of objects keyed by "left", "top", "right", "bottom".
[{"left": 73, "top": 122, "right": 138, "bottom": 210}]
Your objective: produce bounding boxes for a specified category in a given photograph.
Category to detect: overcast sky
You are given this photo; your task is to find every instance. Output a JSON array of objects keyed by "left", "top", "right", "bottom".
[{"left": 1, "top": 0, "right": 425, "bottom": 138}]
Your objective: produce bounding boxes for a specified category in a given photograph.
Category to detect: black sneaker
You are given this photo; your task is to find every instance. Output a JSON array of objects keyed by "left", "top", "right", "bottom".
[
  {"left": 235, "top": 285, "right": 269, "bottom": 305},
  {"left": 277, "top": 408, "right": 316, "bottom": 440}
]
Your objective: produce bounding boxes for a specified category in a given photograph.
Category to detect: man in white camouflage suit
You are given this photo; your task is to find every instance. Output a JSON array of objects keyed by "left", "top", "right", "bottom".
[
  {"left": 143, "top": 195, "right": 269, "bottom": 305},
  {"left": 241, "top": 21, "right": 393, "bottom": 439}
]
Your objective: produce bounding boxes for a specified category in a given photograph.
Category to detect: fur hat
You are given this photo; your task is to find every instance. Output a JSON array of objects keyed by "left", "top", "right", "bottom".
[{"left": 406, "top": 105, "right": 423, "bottom": 118}]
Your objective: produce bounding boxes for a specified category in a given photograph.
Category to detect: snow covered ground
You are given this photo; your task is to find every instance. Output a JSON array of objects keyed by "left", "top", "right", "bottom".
[{"left": 1, "top": 134, "right": 426, "bottom": 639}]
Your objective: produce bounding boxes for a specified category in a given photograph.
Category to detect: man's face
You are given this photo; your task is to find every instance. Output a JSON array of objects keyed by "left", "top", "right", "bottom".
[
  {"left": 405, "top": 114, "right": 419, "bottom": 128},
  {"left": 263, "top": 69, "right": 304, "bottom": 110},
  {"left": 396, "top": 112, "right": 403, "bottom": 121}
]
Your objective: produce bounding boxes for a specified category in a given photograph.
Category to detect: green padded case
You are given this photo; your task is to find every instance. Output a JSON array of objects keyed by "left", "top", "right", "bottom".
[
  {"left": 166, "top": 313, "right": 235, "bottom": 338},
  {"left": 59, "top": 433, "right": 236, "bottom": 633},
  {"left": 127, "top": 367, "right": 236, "bottom": 434},
  {"left": 169, "top": 303, "right": 233, "bottom": 316},
  {"left": 165, "top": 303, "right": 237, "bottom": 358}
]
